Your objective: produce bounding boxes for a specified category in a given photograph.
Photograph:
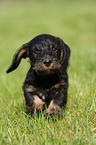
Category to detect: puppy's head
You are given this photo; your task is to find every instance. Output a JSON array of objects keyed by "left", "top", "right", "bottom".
[{"left": 6, "top": 34, "right": 70, "bottom": 76}]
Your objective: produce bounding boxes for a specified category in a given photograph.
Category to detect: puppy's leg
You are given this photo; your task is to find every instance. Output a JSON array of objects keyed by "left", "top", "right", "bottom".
[
  {"left": 46, "top": 99, "right": 63, "bottom": 119},
  {"left": 47, "top": 85, "right": 68, "bottom": 119},
  {"left": 24, "top": 92, "right": 45, "bottom": 112}
]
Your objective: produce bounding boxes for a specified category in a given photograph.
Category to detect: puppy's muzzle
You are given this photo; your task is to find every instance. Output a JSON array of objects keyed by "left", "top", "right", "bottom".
[
  {"left": 33, "top": 55, "right": 60, "bottom": 76},
  {"left": 44, "top": 59, "right": 52, "bottom": 67}
]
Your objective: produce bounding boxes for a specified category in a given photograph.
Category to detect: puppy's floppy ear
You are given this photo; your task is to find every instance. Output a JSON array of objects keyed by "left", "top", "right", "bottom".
[
  {"left": 59, "top": 38, "right": 71, "bottom": 68},
  {"left": 6, "top": 43, "right": 29, "bottom": 73}
]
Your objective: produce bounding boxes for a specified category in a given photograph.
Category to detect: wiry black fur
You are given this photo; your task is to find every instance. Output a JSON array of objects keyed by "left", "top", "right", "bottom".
[{"left": 6, "top": 34, "right": 70, "bottom": 118}]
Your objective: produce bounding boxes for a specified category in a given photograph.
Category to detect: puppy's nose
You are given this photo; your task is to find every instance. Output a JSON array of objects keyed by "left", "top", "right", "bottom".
[{"left": 44, "top": 59, "right": 52, "bottom": 67}]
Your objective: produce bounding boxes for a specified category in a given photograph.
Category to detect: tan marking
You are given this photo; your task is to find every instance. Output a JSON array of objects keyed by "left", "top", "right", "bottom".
[
  {"left": 17, "top": 49, "right": 26, "bottom": 61},
  {"left": 47, "top": 100, "right": 62, "bottom": 115},
  {"left": 27, "top": 95, "right": 44, "bottom": 112},
  {"left": 36, "top": 46, "right": 40, "bottom": 50},
  {"left": 32, "top": 66, "right": 38, "bottom": 71},
  {"left": 25, "top": 85, "right": 37, "bottom": 92},
  {"left": 59, "top": 47, "right": 63, "bottom": 63},
  {"left": 46, "top": 100, "right": 56, "bottom": 114},
  {"left": 57, "top": 63, "right": 61, "bottom": 69},
  {"left": 52, "top": 83, "right": 66, "bottom": 89},
  {"left": 50, "top": 44, "right": 52, "bottom": 49},
  {"left": 42, "top": 63, "right": 53, "bottom": 70}
]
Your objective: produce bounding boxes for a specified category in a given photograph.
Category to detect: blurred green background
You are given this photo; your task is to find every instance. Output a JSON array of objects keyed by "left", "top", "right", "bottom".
[{"left": 0, "top": 0, "right": 96, "bottom": 144}]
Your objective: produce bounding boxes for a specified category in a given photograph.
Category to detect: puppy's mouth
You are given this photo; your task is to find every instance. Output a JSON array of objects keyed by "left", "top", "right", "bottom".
[{"left": 33, "top": 61, "right": 61, "bottom": 76}]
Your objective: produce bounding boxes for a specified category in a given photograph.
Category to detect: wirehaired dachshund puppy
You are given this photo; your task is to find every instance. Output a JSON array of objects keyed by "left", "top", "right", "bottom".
[{"left": 6, "top": 34, "right": 70, "bottom": 118}]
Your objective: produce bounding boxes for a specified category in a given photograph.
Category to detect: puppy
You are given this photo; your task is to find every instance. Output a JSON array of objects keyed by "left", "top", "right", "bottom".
[{"left": 6, "top": 34, "right": 70, "bottom": 118}]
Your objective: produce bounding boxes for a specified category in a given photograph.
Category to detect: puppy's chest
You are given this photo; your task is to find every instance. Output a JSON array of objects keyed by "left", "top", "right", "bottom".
[{"left": 33, "top": 75, "right": 59, "bottom": 90}]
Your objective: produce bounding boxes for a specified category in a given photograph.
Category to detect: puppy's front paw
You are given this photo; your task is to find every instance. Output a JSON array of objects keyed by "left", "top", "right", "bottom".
[
  {"left": 26, "top": 95, "right": 45, "bottom": 112},
  {"left": 46, "top": 100, "right": 63, "bottom": 119}
]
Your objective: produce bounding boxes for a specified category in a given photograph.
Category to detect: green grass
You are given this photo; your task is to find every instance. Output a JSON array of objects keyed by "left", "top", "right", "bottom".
[{"left": 0, "top": 0, "right": 96, "bottom": 144}]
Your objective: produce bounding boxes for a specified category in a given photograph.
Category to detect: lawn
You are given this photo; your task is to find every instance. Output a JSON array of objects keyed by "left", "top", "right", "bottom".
[{"left": 0, "top": 0, "right": 96, "bottom": 144}]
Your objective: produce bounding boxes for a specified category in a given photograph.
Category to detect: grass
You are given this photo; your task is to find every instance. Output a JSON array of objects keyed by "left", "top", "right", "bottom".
[{"left": 0, "top": 0, "right": 96, "bottom": 144}]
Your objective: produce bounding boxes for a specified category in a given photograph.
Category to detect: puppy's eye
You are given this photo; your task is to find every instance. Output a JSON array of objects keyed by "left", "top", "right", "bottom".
[
  {"left": 32, "top": 49, "right": 38, "bottom": 53},
  {"left": 52, "top": 47, "right": 57, "bottom": 51}
]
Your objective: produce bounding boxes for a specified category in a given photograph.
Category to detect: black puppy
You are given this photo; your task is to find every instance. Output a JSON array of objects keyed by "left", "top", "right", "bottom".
[{"left": 6, "top": 34, "right": 70, "bottom": 118}]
